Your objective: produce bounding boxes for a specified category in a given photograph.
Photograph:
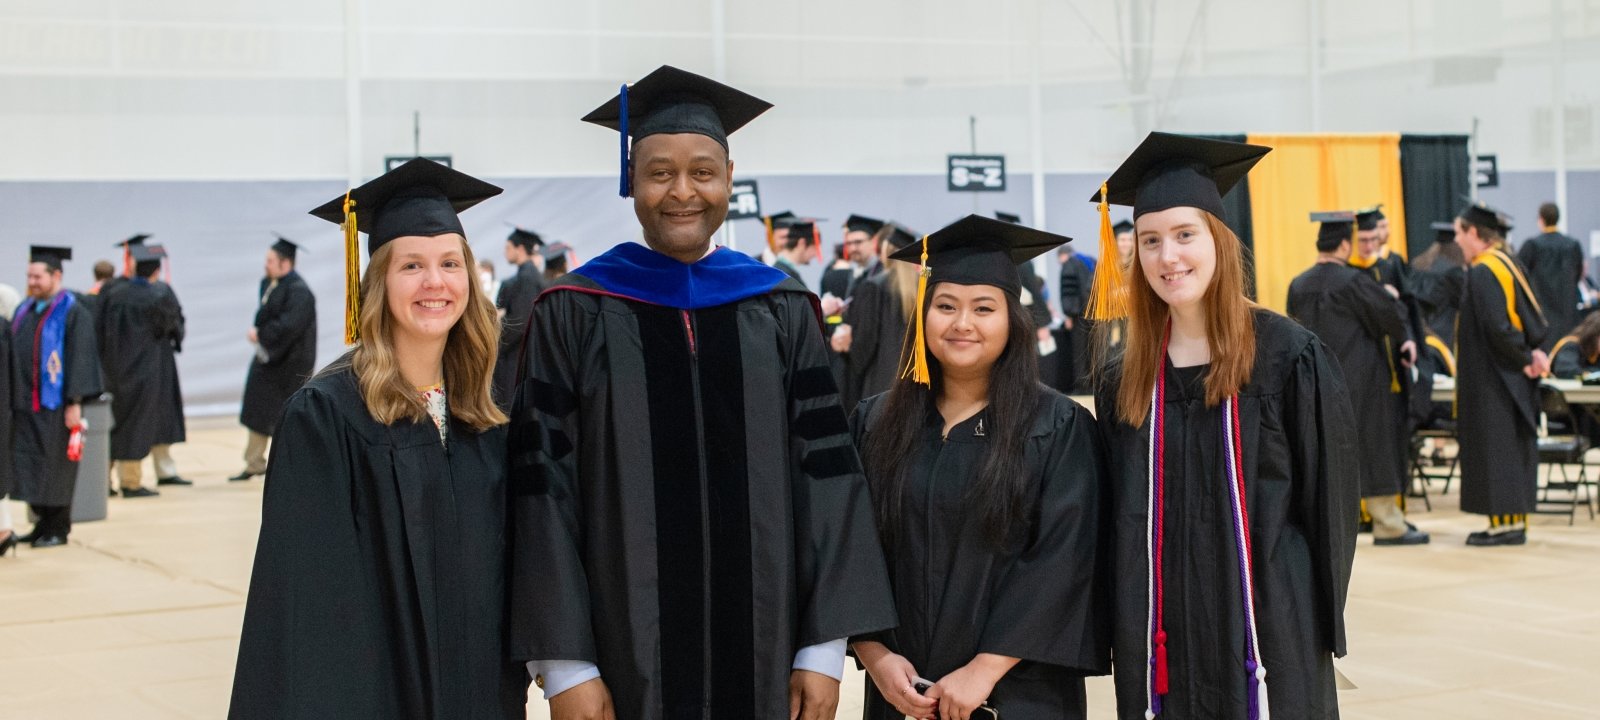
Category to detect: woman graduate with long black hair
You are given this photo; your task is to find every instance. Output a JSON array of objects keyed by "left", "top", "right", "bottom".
[
  {"left": 229, "top": 159, "right": 526, "bottom": 719},
  {"left": 852, "top": 214, "right": 1110, "bottom": 720},
  {"left": 1089, "top": 133, "right": 1360, "bottom": 720}
]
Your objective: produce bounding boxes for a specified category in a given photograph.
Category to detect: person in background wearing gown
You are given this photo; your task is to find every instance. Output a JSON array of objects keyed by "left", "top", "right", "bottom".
[
  {"left": 835, "top": 222, "right": 919, "bottom": 411},
  {"left": 1454, "top": 201, "right": 1550, "bottom": 547},
  {"left": 852, "top": 215, "right": 1110, "bottom": 720},
  {"left": 99, "top": 243, "right": 188, "bottom": 497},
  {"left": 493, "top": 224, "right": 545, "bottom": 411},
  {"left": 1288, "top": 211, "right": 1430, "bottom": 546},
  {"left": 11, "top": 246, "right": 102, "bottom": 549},
  {"left": 1547, "top": 312, "right": 1600, "bottom": 446},
  {"left": 1517, "top": 202, "right": 1583, "bottom": 350},
  {"left": 229, "top": 159, "right": 526, "bottom": 719},
  {"left": 232, "top": 236, "right": 317, "bottom": 482},
  {"left": 1089, "top": 133, "right": 1359, "bottom": 720},
  {"left": 507, "top": 66, "right": 895, "bottom": 720}
]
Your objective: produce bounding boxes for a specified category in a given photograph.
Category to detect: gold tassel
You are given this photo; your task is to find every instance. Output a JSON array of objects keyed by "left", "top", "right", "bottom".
[
  {"left": 764, "top": 216, "right": 777, "bottom": 256},
  {"left": 342, "top": 191, "right": 360, "bottom": 345},
  {"left": 900, "top": 235, "right": 932, "bottom": 386},
  {"left": 1087, "top": 182, "right": 1127, "bottom": 321}
]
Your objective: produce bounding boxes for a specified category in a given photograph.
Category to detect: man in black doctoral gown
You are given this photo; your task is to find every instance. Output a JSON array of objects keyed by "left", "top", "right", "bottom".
[
  {"left": 1454, "top": 202, "right": 1549, "bottom": 546},
  {"left": 11, "top": 246, "right": 102, "bottom": 547},
  {"left": 1289, "top": 212, "right": 1430, "bottom": 545},
  {"left": 508, "top": 66, "right": 897, "bottom": 720},
  {"left": 1516, "top": 202, "right": 1583, "bottom": 349},
  {"left": 231, "top": 236, "right": 317, "bottom": 482},
  {"left": 100, "top": 244, "right": 187, "bottom": 496},
  {"left": 492, "top": 224, "right": 544, "bottom": 410}
]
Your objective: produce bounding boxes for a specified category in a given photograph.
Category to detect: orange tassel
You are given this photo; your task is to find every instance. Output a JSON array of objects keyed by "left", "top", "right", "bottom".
[
  {"left": 342, "top": 191, "right": 360, "bottom": 345},
  {"left": 900, "top": 235, "right": 932, "bottom": 386},
  {"left": 1087, "top": 182, "right": 1128, "bottom": 320},
  {"left": 764, "top": 216, "right": 777, "bottom": 256}
]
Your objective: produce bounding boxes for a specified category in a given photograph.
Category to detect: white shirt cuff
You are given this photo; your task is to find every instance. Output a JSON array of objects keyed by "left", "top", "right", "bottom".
[
  {"left": 791, "top": 638, "right": 848, "bottom": 681},
  {"left": 527, "top": 660, "right": 601, "bottom": 699}
]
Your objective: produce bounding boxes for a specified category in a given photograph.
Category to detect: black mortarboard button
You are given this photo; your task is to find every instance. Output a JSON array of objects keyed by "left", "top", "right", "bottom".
[
  {"left": 1355, "top": 204, "right": 1385, "bottom": 231},
  {"left": 270, "top": 235, "right": 303, "bottom": 261},
  {"left": 582, "top": 65, "right": 773, "bottom": 198},
  {"left": 844, "top": 214, "right": 885, "bottom": 236},
  {"left": 1458, "top": 199, "right": 1513, "bottom": 235},
  {"left": 995, "top": 211, "right": 1023, "bottom": 224},
  {"left": 889, "top": 214, "right": 1068, "bottom": 298},
  {"left": 506, "top": 224, "right": 545, "bottom": 252},
  {"left": 30, "top": 245, "right": 72, "bottom": 270},
  {"left": 1112, "top": 219, "right": 1136, "bottom": 235},
  {"left": 1094, "top": 132, "right": 1270, "bottom": 220},
  {"left": 1431, "top": 221, "right": 1457, "bottom": 244},
  {"left": 879, "top": 222, "right": 920, "bottom": 251},
  {"left": 1310, "top": 210, "right": 1357, "bottom": 248},
  {"left": 308, "top": 157, "right": 502, "bottom": 256}
]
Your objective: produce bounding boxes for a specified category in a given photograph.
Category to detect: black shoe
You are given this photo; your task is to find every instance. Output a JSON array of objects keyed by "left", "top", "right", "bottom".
[
  {"left": 1374, "top": 528, "right": 1431, "bottom": 546},
  {"left": 0, "top": 532, "right": 17, "bottom": 557},
  {"left": 1466, "top": 529, "right": 1527, "bottom": 547},
  {"left": 156, "top": 476, "right": 192, "bottom": 486},
  {"left": 121, "top": 487, "right": 160, "bottom": 498},
  {"left": 228, "top": 470, "right": 261, "bottom": 482},
  {"left": 16, "top": 529, "right": 39, "bottom": 544},
  {"left": 1357, "top": 520, "right": 1373, "bottom": 534},
  {"left": 29, "top": 535, "right": 67, "bottom": 548},
  {"left": 109, "top": 487, "right": 118, "bottom": 497}
]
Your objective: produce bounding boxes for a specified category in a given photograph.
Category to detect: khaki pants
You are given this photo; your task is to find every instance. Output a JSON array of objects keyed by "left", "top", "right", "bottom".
[
  {"left": 1365, "top": 493, "right": 1409, "bottom": 539},
  {"left": 244, "top": 431, "right": 270, "bottom": 475},
  {"left": 116, "top": 445, "right": 178, "bottom": 490}
]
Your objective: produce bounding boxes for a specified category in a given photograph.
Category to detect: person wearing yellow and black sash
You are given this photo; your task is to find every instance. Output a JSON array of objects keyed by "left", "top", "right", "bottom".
[{"left": 1453, "top": 201, "right": 1549, "bottom": 547}]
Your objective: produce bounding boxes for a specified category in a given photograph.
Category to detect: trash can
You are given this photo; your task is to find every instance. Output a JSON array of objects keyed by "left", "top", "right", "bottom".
[{"left": 70, "top": 397, "right": 112, "bottom": 523}]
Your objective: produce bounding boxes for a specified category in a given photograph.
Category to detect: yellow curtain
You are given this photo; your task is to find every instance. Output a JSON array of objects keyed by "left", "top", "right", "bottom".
[{"left": 1244, "top": 133, "right": 1407, "bottom": 314}]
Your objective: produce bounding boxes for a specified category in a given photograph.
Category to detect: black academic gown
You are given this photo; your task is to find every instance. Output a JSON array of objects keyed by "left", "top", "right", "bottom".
[
  {"left": 1517, "top": 232, "right": 1584, "bottom": 348},
  {"left": 1288, "top": 262, "right": 1410, "bottom": 497},
  {"left": 1097, "top": 310, "right": 1359, "bottom": 720},
  {"left": 820, "top": 263, "right": 854, "bottom": 301},
  {"left": 0, "top": 325, "right": 13, "bottom": 499},
  {"left": 241, "top": 271, "right": 317, "bottom": 436},
  {"left": 773, "top": 256, "right": 806, "bottom": 286},
  {"left": 1058, "top": 255, "right": 1095, "bottom": 393},
  {"left": 493, "top": 261, "right": 543, "bottom": 411},
  {"left": 508, "top": 244, "right": 897, "bottom": 720},
  {"left": 1549, "top": 335, "right": 1597, "bottom": 379},
  {"left": 1412, "top": 263, "right": 1465, "bottom": 347},
  {"left": 853, "top": 389, "right": 1110, "bottom": 720},
  {"left": 840, "top": 273, "right": 908, "bottom": 412},
  {"left": 99, "top": 278, "right": 186, "bottom": 460},
  {"left": 11, "top": 293, "right": 102, "bottom": 507},
  {"left": 229, "top": 361, "right": 526, "bottom": 720},
  {"left": 1456, "top": 250, "right": 1548, "bottom": 516}
]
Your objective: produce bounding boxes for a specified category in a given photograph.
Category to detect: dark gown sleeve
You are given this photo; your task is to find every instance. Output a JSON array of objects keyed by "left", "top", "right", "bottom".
[
  {"left": 65, "top": 303, "right": 103, "bottom": 403},
  {"left": 1467, "top": 264, "right": 1536, "bottom": 371},
  {"left": 258, "top": 282, "right": 316, "bottom": 363},
  {"left": 229, "top": 386, "right": 384, "bottom": 719},
  {"left": 977, "top": 400, "right": 1110, "bottom": 675},
  {"left": 156, "top": 285, "right": 185, "bottom": 352},
  {"left": 1282, "top": 339, "right": 1360, "bottom": 658},
  {"left": 1059, "top": 263, "right": 1085, "bottom": 318},
  {"left": 1551, "top": 342, "right": 1584, "bottom": 379},
  {"left": 780, "top": 294, "right": 898, "bottom": 646},
  {"left": 844, "top": 281, "right": 884, "bottom": 393},
  {"left": 1344, "top": 274, "right": 1409, "bottom": 344},
  {"left": 506, "top": 292, "right": 598, "bottom": 663}
]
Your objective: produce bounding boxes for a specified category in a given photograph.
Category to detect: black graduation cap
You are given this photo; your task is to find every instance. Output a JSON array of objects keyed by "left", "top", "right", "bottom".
[
  {"left": 1094, "top": 132, "right": 1270, "bottom": 220},
  {"left": 506, "top": 224, "right": 545, "bottom": 252},
  {"left": 1430, "top": 221, "right": 1457, "bottom": 244},
  {"left": 540, "top": 241, "right": 572, "bottom": 262},
  {"left": 131, "top": 243, "right": 165, "bottom": 275},
  {"left": 764, "top": 210, "right": 798, "bottom": 228},
  {"left": 270, "top": 235, "right": 303, "bottom": 261},
  {"left": 309, "top": 158, "right": 503, "bottom": 256},
  {"left": 889, "top": 214, "right": 1067, "bottom": 297},
  {"left": 880, "top": 222, "right": 919, "bottom": 251},
  {"left": 1355, "top": 204, "right": 1385, "bottom": 231},
  {"left": 1112, "top": 219, "right": 1135, "bottom": 235},
  {"left": 844, "top": 214, "right": 885, "bottom": 236},
  {"left": 582, "top": 65, "right": 773, "bottom": 198},
  {"left": 995, "top": 211, "right": 1023, "bottom": 224},
  {"left": 1458, "top": 200, "right": 1513, "bottom": 235},
  {"left": 30, "top": 245, "right": 72, "bottom": 270},
  {"left": 786, "top": 220, "right": 819, "bottom": 247},
  {"left": 1310, "top": 211, "right": 1357, "bottom": 249},
  {"left": 113, "top": 234, "right": 151, "bottom": 249}
]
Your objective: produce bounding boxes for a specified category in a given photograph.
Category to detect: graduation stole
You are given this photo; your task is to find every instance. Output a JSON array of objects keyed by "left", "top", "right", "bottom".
[
  {"left": 1145, "top": 327, "right": 1270, "bottom": 720},
  {"left": 12, "top": 291, "right": 75, "bottom": 412},
  {"left": 1472, "top": 248, "right": 1544, "bottom": 332}
]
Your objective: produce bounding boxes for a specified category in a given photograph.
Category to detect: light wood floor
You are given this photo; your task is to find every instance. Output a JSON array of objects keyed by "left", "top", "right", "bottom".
[{"left": 3, "top": 418, "right": 1598, "bottom": 719}]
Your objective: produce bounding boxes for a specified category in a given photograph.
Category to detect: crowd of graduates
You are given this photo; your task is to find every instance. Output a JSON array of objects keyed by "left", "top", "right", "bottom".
[{"left": 3, "top": 62, "right": 1592, "bottom": 720}]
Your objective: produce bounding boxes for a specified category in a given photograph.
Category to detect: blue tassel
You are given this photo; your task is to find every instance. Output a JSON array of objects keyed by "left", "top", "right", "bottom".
[{"left": 618, "top": 83, "right": 630, "bottom": 198}]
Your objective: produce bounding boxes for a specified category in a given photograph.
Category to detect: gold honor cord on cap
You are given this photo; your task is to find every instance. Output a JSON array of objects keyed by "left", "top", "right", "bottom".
[
  {"left": 900, "top": 235, "right": 933, "bottom": 386},
  {"left": 342, "top": 191, "right": 360, "bottom": 345},
  {"left": 1087, "top": 183, "right": 1129, "bottom": 321}
]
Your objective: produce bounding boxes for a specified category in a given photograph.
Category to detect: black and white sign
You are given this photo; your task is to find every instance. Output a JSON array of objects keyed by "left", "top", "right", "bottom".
[
  {"left": 384, "top": 154, "right": 453, "bottom": 171},
  {"left": 1474, "top": 154, "right": 1498, "bottom": 188},
  {"left": 728, "top": 179, "right": 762, "bottom": 219},
  {"left": 947, "top": 154, "right": 1007, "bottom": 192}
]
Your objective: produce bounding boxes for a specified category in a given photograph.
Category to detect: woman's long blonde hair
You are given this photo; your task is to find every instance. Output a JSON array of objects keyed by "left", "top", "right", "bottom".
[
  {"left": 351, "top": 237, "right": 508, "bottom": 432},
  {"left": 1113, "top": 210, "right": 1257, "bottom": 427}
]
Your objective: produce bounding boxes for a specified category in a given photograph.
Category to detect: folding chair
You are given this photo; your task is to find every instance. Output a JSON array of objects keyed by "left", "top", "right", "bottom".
[{"left": 1534, "top": 384, "right": 1595, "bottom": 525}]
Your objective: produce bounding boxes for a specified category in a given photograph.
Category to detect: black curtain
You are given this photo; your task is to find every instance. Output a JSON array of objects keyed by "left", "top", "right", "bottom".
[
  {"left": 1399, "top": 135, "right": 1471, "bottom": 259},
  {"left": 1197, "top": 134, "right": 1257, "bottom": 299}
]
